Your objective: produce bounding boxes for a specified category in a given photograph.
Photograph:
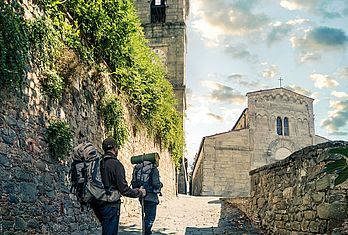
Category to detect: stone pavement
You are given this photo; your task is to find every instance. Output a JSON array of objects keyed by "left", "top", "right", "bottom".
[{"left": 118, "top": 195, "right": 263, "bottom": 235}]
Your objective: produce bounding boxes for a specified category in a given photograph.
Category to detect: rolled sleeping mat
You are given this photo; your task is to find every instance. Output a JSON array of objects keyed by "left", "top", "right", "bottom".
[{"left": 131, "top": 152, "right": 160, "bottom": 164}]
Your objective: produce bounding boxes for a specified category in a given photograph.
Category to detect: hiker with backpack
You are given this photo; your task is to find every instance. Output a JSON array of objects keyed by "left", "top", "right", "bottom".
[
  {"left": 70, "top": 138, "right": 146, "bottom": 235},
  {"left": 131, "top": 154, "right": 163, "bottom": 235}
]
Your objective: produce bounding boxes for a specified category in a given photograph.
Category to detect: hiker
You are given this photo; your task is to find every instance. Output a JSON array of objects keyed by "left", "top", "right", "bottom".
[
  {"left": 91, "top": 137, "right": 146, "bottom": 235},
  {"left": 132, "top": 158, "right": 163, "bottom": 235}
]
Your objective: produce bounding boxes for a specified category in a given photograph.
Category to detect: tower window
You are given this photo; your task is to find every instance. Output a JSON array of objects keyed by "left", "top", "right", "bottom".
[
  {"left": 151, "top": 0, "right": 166, "bottom": 23},
  {"left": 276, "top": 117, "right": 283, "bottom": 135},
  {"left": 284, "top": 117, "right": 289, "bottom": 136}
]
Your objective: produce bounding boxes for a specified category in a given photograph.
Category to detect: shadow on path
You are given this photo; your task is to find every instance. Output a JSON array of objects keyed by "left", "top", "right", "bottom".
[
  {"left": 119, "top": 223, "right": 176, "bottom": 235},
  {"left": 185, "top": 199, "right": 264, "bottom": 235}
]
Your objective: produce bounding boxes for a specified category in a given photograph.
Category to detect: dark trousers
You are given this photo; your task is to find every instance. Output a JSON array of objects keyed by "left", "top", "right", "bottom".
[
  {"left": 92, "top": 203, "right": 121, "bottom": 235},
  {"left": 143, "top": 201, "right": 157, "bottom": 235}
]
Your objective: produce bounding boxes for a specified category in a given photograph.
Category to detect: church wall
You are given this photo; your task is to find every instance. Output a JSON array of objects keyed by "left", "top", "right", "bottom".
[
  {"left": 247, "top": 89, "right": 315, "bottom": 170},
  {"left": 193, "top": 130, "right": 251, "bottom": 196}
]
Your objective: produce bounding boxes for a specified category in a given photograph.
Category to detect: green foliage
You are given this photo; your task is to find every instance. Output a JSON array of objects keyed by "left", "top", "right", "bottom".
[
  {"left": 0, "top": 1, "right": 29, "bottom": 89},
  {"left": 5, "top": 0, "right": 185, "bottom": 167},
  {"left": 322, "top": 147, "right": 348, "bottom": 185},
  {"left": 40, "top": 70, "right": 64, "bottom": 100},
  {"left": 45, "top": 119, "right": 73, "bottom": 161},
  {"left": 101, "top": 94, "right": 129, "bottom": 148},
  {"left": 28, "top": 16, "right": 63, "bottom": 70}
]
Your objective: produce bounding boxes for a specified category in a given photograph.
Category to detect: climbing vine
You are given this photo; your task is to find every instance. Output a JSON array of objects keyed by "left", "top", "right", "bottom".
[
  {"left": 0, "top": 1, "right": 29, "bottom": 90},
  {"left": 101, "top": 94, "right": 129, "bottom": 148},
  {"left": 1, "top": 0, "right": 184, "bottom": 167},
  {"left": 45, "top": 119, "right": 73, "bottom": 161}
]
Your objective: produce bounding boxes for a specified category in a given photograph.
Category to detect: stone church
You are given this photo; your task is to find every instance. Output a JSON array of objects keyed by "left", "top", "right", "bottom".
[
  {"left": 133, "top": 0, "right": 190, "bottom": 193},
  {"left": 191, "top": 88, "right": 329, "bottom": 196}
]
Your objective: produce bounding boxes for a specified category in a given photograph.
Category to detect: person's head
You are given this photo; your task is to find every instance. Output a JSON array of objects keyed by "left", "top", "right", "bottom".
[{"left": 102, "top": 137, "right": 118, "bottom": 155}]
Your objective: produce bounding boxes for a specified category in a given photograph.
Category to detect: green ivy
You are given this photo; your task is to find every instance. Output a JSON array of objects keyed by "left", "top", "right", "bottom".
[
  {"left": 45, "top": 119, "right": 73, "bottom": 161},
  {"left": 40, "top": 70, "right": 64, "bottom": 101},
  {"left": 0, "top": 1, "right": 29, "bottom": 89},
  {"left": 28, "top": 16, "right": 63, "bottom": 70},
  {"left": 4, "top": 0, "right": 185, "bottom": 167},
  {"left": 101, "top": 94, "right": 129, "bottom": 148}
]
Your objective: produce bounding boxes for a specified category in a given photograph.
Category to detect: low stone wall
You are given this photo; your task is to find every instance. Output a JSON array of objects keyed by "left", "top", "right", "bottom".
[{"left": 245, "top": 141, "right": 348, "bottom": 234}]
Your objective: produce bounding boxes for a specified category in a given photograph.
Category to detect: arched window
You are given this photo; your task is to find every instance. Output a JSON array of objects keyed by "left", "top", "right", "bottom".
[
  {"left": 151, "top": 0, "right": 166, "bottom": 23},
  {"left": 276, "top": 117, "right": 282, "bottom": 135},
  {"left": 284, "top": 117, "right": 289, "bottom": 136}
]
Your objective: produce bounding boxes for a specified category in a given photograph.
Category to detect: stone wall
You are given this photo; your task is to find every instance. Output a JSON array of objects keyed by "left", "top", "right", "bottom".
[
  {"left": 192, "top": 129, "right": 251, "bottom": 196},
  {"left": 0, "top": 6, "right": 176, "bottom": 233},
  {"left": 232, "top": 141, "right": 348, "bottom": 234}
]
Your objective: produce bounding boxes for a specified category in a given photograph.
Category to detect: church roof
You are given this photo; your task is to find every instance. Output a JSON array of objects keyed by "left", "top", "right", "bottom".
[{"left": 246, "top": 87, "right": 314, "bottom": 101}]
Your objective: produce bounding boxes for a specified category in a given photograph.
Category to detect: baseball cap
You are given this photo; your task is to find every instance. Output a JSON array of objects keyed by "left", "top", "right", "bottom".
[{"left": 102, "top": 137, "right": 118, "bottom": 151}]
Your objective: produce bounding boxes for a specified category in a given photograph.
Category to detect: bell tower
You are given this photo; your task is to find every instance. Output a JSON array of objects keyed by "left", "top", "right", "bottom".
[{"left": 133, "top": 0, "right": 189, "bottom": 114}]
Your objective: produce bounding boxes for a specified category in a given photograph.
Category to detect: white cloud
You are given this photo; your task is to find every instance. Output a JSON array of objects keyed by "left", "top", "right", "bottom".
[
  {"left": 191, "top": 0, "right": 270, "bottom": 46},
  {"left": 280, "top": 0, "right": 302, "bottom": 10},
  {"left": 299, "top": 52, "right": 321, "bottom": 63},
  {"left": 260, "top": 65, "right": 279, "bottom": 79},
  {"left": 321, "top": 100, "right": 348, "bottom": 134},
  {"left": 332, "top": 91, "right": 348, "bottom": 99},
  {"left": 310, "top": 74, "right": 339, "bottom": 88},
  {"left": 280, "top": 0, "right": 348, "bottom": 18}
]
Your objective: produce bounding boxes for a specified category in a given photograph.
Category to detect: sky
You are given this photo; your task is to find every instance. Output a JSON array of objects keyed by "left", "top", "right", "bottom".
[{"left": 184, "top": 0, "right": 348, "bottom": 169}]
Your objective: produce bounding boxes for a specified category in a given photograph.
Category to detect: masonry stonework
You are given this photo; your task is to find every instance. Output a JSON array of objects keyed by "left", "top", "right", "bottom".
[
  {"left": 0, "top": 4, "right": 176, "bottom": 232},
  {"left": 229, "top": 141, "right": 348, "bottom": 234}
]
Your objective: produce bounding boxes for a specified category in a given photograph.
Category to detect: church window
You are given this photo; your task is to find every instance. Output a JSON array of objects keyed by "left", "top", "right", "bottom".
[
  {"left": 276, "top": 117, "right": 282, "bottom": 135},
  {"left": 151, "top": 0, "right": 166, "bottom": 23},
  {"left": 284, "top": 117, "right": 289, "bottom": 136}
]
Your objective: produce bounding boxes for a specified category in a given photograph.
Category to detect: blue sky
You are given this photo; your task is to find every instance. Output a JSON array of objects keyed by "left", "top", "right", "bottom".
[{"left": 184, "top": 0, "right": 348, "bottom": 168}]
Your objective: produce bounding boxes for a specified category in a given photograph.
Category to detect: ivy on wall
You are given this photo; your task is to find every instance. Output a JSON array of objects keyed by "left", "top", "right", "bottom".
[
  {"left": 1, "top": 0, "right": 185, "bottom": 167},
  {"left": 101, "top": 94, "right": 129, "bottom": 148},
  {"left": 0, "top": 1, "right": 29, "bottom": 90},
  {"left": 45, "top": 119, "right": 73, "bottom": 161}
]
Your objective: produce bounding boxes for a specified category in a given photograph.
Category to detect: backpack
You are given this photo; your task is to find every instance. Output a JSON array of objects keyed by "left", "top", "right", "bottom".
[
  {"left": 131, "top": 161, "right": 161, "bottom": 194},
  {"left": 69, "top": 142, "right": 120, "bottom": 210}
]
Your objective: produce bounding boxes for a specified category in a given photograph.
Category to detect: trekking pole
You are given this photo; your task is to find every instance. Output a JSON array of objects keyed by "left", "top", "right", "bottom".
[{"left": 141, "top": 187, "right": 145, "bottom": 235}]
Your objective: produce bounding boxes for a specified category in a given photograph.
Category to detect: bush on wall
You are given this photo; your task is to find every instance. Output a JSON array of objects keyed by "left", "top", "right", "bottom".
[
  {"left": 0, "top": 1, "right": 29, "bottom": 90},
  {"left": 45, "top": 119, "right": 73, "bottom": 161},
  {"left": 101, "top": 94, "right": 129, "bottom": 148}
]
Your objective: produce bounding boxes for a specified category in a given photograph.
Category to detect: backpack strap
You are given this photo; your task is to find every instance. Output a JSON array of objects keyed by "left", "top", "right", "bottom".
[{"left": 100, "top": 154, "right": 115, "bottom": 195}]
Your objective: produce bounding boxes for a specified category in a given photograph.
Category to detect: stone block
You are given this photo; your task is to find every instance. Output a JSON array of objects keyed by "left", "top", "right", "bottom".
[
  {"left": 309, "top": 221, "right": 320, "bottom": 233},
  {"left": 301, "top": 220, "right": 309, "bottom": 232},
  {"left": 291, "top": 222, "right": 301, "bottom": 231},
  {"left": 15, "top": 217, "right": 27, "bottom": 230},
  {"left": 283, "top": 187, "right": 293, "bottom": 199},
  {"left": 317, "top": 203, "right": 348, "bottom": 219},
  {"left": 312, "top": 192, "right": 324, "bottom": 203},
  {"left": 316, "top": 175, "right": 331, "bottom": 191},
  {"left": 327, "top": 190, "right": 346, "bottom": 203},
  {"left": 303, "top": 210, "right": 316, "bottom": 220}
]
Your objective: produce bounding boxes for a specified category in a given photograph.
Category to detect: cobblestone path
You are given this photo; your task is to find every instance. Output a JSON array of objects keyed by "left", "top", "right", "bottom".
[{"left": 119, "top": 195, "right": 263, "bottom": 235}]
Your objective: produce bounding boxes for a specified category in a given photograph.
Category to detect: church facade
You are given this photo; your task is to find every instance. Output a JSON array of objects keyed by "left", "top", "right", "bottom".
[{"left": 191, "top": 88, "right": 328, "bottom": 196}]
